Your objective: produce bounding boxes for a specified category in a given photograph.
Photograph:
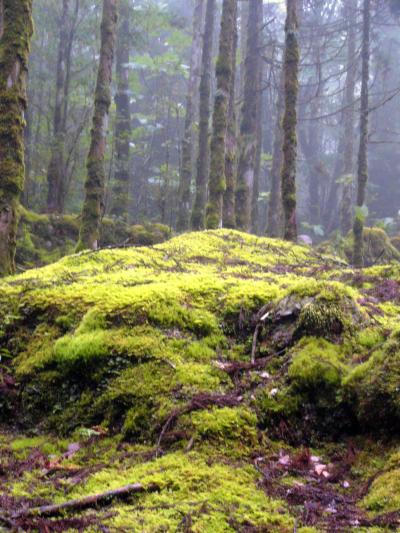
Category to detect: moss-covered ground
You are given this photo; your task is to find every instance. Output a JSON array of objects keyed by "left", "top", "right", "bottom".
[{"left": 1, "top": 229, "right": 400, "bottom": 531}]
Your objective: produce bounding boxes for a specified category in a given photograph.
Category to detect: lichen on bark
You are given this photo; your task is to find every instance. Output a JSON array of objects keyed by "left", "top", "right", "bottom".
[
  {"left": 206, "top": 0, "right": 237, "bottom": 230},
  {"left": 0, "top": 0, "right": 33, "bottom": 276},
  {"left": 77, "top": 0, "right": 118, "bottom": 251}
]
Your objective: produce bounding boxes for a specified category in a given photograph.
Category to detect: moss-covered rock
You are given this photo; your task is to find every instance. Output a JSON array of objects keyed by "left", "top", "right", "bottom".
[
  {"left": 1, "top": 229, "right": 400, "bottom": 531},
  {"left": 344, "top": 227, "right": 400, "bottom": 266}
]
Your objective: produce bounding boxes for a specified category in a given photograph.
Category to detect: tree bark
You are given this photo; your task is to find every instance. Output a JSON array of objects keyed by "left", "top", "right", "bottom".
[
  {"left": 340, "top": 1, "right": 357, "bottom": 235},
  {"left": 281, "top": 0, "right": 300, "bottom": 242},
  {"left": 206, "top": 0, "right": 237, "bottom": 229},
  {"left": 267, "top": 70, "right": 284, "bottom": 238},
  {"left": 77, "top": 0, "right": 118, "bottom": 251},
  {"left": 110, "top": 0, "right": 131, "bottom": 221},
  {"left": 353, "top": 0, "right": 371, "bottom": 267},
  {"left": 222, "top": 5, "right": 238, "bottom": 229},
  {"left": 235, "top": 0, "right": 263, "bottom": 232},
  {"left": 191, "top": 0, "right": 216, "bottom": 230},
  {"left": 177, "top": 0, "right": 204, "bottom": 232},
  {"left": 0, "top": 0, "right": 33, "bottom": 276},
  {"left": 46, "top": 0, "right": 70, "bottom": 214}
]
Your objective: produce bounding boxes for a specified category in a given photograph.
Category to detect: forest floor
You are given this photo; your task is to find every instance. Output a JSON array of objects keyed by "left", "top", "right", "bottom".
[{"left": 1, "top": 229, "right": 400, "bottom": 532}]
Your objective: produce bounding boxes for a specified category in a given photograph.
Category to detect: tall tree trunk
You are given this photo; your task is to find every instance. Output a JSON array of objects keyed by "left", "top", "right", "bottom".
[
  {"left": 267, "top": 70, "right": 284, "bottom": 238},
  {"left": 235, "top": 0, "right": 263, "bottom": 231},
  {"left": 222, "top": 5, "right": 238, "bottom": 229},
  {"left": 191, "top": 0, "right": 216, "bottom": 230},
  {"left": 281, "top": 0, "right": 300, "bottom": 242},
  {"left": 177, "top": 0, "right": 204, "bottom": 232},
  {"left": 77, "top": 0, "right": 118, "bottom": 251},
  {"left": 206, "top": 0, "right": 237, "bottom": 229},
  {"left": 340, "top": 1, "right": 357, "bottom": 235},
  {"left": 0, "top": 0, "right": 33, "bottom": 276},
  {"left": 111, "top": 0, "right": 131, "bottom": 221},
  {"left": 353, "top": 0, "right": 371, "bottom": 267},
  {"left": 251, "top": 49, "right": 264, "bottom": 235},
  {"left": 46, "top": 0, "right": 69, "bottom": 214}
]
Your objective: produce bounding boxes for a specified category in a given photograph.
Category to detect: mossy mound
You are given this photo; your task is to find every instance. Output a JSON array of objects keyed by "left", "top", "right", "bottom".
[
  {"left": 1, "top": 229, "right": 400, "bottom": 531},
  {"left": 344, "top": 227, "right": 400, "bottom": 266},
  {"left": 16, "top": 207, "right": 171, "bottom": 269}
]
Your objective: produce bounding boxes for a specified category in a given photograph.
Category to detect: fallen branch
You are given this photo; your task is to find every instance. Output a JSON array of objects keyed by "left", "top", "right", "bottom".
[{"left": 12, "top": 482, "right": 160, "bottom": 519}]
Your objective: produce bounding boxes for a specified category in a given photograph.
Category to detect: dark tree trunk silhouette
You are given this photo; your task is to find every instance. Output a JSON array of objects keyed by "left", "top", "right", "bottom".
[
  {"left": 177, "top": 0, "right": 204, "bottom": 232},
  {"left": 111, "top": 0, "right": 131, "bottom": 221},
  {"left": 281, "top": 0, "right": 300, "bottom": 242},
  {"left": 0, "top": 0, "right": 33, "bottom": 276},
  {"left": 77, "top": 0, "right": 118, "bottom": 251},
  {"left": 206, "top": 0, "right": 237, "bottom": 229},
  {"left": 235, "top": 0, "right": 263, "bottom": 231},
  {"left": 191, "top": 0, "right": 216, "bottom": 230},
  {"left": 353, "top": 0, "right": 371, "bottom": 267}
]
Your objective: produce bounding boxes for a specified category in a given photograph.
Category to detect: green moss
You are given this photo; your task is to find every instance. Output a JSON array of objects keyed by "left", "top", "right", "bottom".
[
  {"left": 68, "top": 451, "right": 297, "bottom": 532},
  {"left": 289, "top": 337, "right": 347, "bottom": 391},
  {"left": 189, "top": 406, "right": 257, "bottom": 446},
  {"left": 344, "top": 330, "right": 400, "bottom": 430},
  {"left": 363, "top": 469, "right": 400, "bottom": 513}
]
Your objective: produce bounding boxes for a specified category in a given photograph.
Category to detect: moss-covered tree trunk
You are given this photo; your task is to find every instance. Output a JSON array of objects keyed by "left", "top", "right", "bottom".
[
  {"left": 110, "top": 0, "right": 131, "bottom": 221},
  {"left": 0, "top": 0, "right": 33, "bottom": 276},
  {"left": 353, "top": 0, "right": 371, "bottom": 267},
  {"left": 177, "top": 0, "right": 204, "bottom": 232},
  {"left": 251, "top": 55, "right": 264, "bottom": 235},
  {"left": 281, "top": 0, "right": 300, "bottom": 242},
  {"left": 46, "top": 0, "right": 69, "bottom": 214},
  {"left": 267, "top": 70, "right": 284, "bottom": 238},
  {"left": 222, "top": 5, "right": 238, "bottom": 229},
  {"left": 77, "top": 0, "right": 118, "bottom": 251},
  {"left": 191, "top": 0, "right": 216, "bottom": 230},
  {"left": 206, "top": 0, "right": 237, "bottom": 229},
  {"left": 340, "top": 1, "right": 357, "bottom": 236},
  {"left": 235, "top": 0, "right": 263, "bottom": 232}
]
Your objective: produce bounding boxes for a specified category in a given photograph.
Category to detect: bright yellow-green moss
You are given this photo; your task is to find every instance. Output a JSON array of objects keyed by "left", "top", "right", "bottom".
[
  {"left": 363, "top": 469, "right": 400, "bottom": 513},
  {"left": 68, "top": 451, "right": 299, "bottom": 532}
]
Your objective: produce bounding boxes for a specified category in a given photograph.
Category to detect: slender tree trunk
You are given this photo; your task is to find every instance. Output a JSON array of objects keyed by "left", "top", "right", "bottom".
[
  {"left": 251, "top": 49, "right": 264, "bottom": 235},
  {"left": 191, "top": 0, "right": 216, "bottom": 230},
  {"left": 206, "top": 0, "right": 237, "bottom": 229},
  {"left": 0, "top": 0, "right": 33, "bottom": 276},
  {"left": 177, "top": 0, "right": 204, "bottom": 232},
  {"left": 353, "top": 0, "right": 370, "bottom": 267},
  {"left": 267, "top": 70, "right": 284, "bottom": 238},
  {"left": 111, "top": 0, "right": 131, "bottom": 221},
  {"left": 235, "top": 0, "right": 263, "bottom": 231},
  {"left": 222, "top": 5, "right": 238, "bottom": 229},
  {"left": 77, "top": 0, "right": 118, "bottom": 251},
  {"left": 281, "top": 0, "right": 300, "bottom": 242},
  {"left": 46, "top": 0, "right": 69, "bottom": 214},
  {"left": 340, "top": 1, "right": 357, "bottom": 235}
]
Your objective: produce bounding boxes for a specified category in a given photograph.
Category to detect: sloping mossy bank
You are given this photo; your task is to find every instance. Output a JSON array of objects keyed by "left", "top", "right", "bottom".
[{"left": 1, "top": 229, "right": 400, "bottom": 531}]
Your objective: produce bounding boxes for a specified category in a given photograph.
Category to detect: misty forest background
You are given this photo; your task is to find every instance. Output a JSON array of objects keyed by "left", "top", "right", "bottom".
[{"left": 3, "top": 0, "right": 400, "bottom": 275}]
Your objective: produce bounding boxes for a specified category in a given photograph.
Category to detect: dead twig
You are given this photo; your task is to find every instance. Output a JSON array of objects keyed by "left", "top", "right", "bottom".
[{"left": 11, "top": 482, "right": 160, "bottom": 519}]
